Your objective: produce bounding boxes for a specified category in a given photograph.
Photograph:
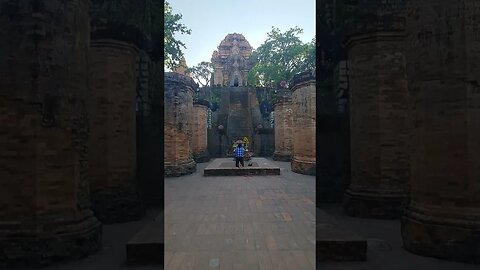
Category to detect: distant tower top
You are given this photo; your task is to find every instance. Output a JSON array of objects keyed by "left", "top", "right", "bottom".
[{"left": 211, "top": 33, "right": 255, "bottom": 87}]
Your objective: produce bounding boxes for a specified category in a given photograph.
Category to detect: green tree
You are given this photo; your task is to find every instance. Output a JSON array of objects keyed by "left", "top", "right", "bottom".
[
  {"left": 187, "top": 61, "right": 214, "bottom": 87},
  {"left": 247, "top": 27, "right": 315, "bottom": 87},
  {"left": 164, "top": 1, "right": 191, "bottom": 70}
]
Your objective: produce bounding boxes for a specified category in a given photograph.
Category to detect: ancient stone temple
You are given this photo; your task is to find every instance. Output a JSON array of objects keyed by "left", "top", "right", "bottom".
[
  {"left": 343, "top": 0, "right": 409, "bottom": 219},
  {"left": 206, "top": 34, "right": 274, "bottom": 157},
  {"left": 401, "top": 0, "right": 480, "bottom": 263},
  {"left": 0, "top": 0, "right": 101, "bottom": 266},
  {"left": 164, "top": 72, "right": 197, "bottom": 176},
  {"left": 192, "top": 100, "right": 211, "bottom": 162},
  {"left": 211, "top": 33, "right": 254, "bottom": 86},
  {"left": 291, "top": 71, "right": 316, "bottom": 175},
  {"left": 273, "top": 95, "right": 294, "bottom": 161},
  {"left": 88, "top": 38, "right": 144, "bottom": 223}
]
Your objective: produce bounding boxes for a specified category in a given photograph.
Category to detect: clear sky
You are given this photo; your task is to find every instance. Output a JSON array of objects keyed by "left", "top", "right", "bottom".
[{"left": 168, "top": 0, "right": 315, "bottom": 68}]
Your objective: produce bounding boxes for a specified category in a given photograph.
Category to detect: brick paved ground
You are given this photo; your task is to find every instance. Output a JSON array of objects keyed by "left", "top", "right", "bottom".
[
  {"left": 164, "top": 160, "right": 316, "bottom": 270},
  {"left": 30, "top": 160, "right": 478, "bottom": 270}
]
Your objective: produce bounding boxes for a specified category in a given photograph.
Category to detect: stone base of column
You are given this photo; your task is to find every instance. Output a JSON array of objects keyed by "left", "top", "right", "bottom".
[
  {"left": 165, "top": 159, "right": 196, "bottom": 177},
  {"left": 0, "top": 211, "right": 101, "bottom": 268},
  {"left": 193, "top": 151, "right": 210, "bottom": 163},
  {"left": 273, "top": 152, "right": 292, "bottom": 161},
  {"left": 91, "top": 186, "right": 145, "bottom": 224},
  {"left": 343, "top": 189, "right": 407, "bottom": 219},
  {"left": 291, "top": 157, "right": 316, "bottom": 175},
  {"left": 401, "top": 207, "right": 480, "bottom": 264}
]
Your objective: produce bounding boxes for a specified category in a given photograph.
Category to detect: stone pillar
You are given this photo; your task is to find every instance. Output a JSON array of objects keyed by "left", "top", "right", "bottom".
[
  {"left": 88, "top": 39, "right": 144, "bottom": 223},
  {"left": 0, "top": 0, "right": 101, "bottom": 267},
  {"left": 401, "top": 0, "right": 480, "bottom": 263},
  {"left": 291, "top": 71, "right": 316, "bottom": 175},
  {"left": 343, "top": 29, "right": 409, "bottom": 218},
  {"left": 164, "top": 73, "right": 196, "bottom": 176},
  {"left": 273, "top": 96, "right": 294, "bottom": 161}
]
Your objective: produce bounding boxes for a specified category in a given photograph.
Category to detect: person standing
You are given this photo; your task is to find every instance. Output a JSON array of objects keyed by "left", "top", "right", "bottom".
[{"left": 234, "top": 143, "right": 246, "bottom": 168}]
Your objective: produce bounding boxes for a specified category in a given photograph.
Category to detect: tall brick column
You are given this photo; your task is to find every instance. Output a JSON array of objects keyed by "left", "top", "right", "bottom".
[
  {"left": 343, "top": 30, "right": 409, "bottom": 218},
  {"left": 291, "top": 71, "right": 316, "bottom": 175},
  {"left": 273, "top": 96, "right": 294, "bottom": 161},
  {"left": 0, "top": 0, "right": 101, "bottom": 266},
  {"left": 401, "top": 0, "right": 480, "bottom": 263},
  {"left": 88, "top": 39, "right": 144, "bottom": 223},
  {"left": 192, "top": 99, "right": 210, "bottom": 163},
  {"left": 342, "top": 0, "right": 410, "bottom": 218},
  {"left": 164, "top": 73, "right": 196, "bottom": 176}
]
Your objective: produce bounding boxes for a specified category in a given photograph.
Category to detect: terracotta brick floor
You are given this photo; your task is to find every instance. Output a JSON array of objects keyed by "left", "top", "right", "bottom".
[{"left": 164, "top": 160, "right": 316, "bottom": 270}]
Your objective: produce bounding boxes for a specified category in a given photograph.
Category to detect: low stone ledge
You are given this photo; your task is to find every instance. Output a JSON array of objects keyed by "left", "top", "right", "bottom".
[
  {"left": 204, "top": 167, "right": 280, "bottom": 176},
  {"left": 316, "top": 208, "right": 367, "bottom": 261},
  {"left": 126, "top": 213, "right": 163, "bottom": 266}
]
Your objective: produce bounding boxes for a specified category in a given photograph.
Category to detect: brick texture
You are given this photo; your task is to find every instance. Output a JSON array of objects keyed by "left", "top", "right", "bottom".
[
  {"left": 344, "top": 30, "right": 409, "bottom": 219},
  {"left": 401, "top": 0, "right": 480, "bottom": 263},
  {"left": 0, "top": 0, "right": 101, "bottom": 267},
  {"left": 291, "top": 72, "right": 316, "bottom": 175},
  {"left": 273, "top": 97, "right": 294, "bottom": 161},
  {"left": 164, "top": 73, "right": 196, "bottom": 177},
  {"left": 192, "top": 101, "right": 210, "bottom": 162},
  {"left": 87, "top": 39, "right": 144, "bottom": 223}
]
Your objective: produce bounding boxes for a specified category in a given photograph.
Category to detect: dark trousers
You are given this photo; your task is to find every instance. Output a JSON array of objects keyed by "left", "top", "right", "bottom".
[{"left": 235, "top": 157, "right": 244, "bottom": 167}]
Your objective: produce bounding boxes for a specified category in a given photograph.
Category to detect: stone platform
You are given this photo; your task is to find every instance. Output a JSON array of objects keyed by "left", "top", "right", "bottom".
[
  {"left": 316, "top": 208, "right": 367, "bottom": 261},
  {"left": 126, "top": 212, "right": 163, "bottom": 265},
  {"left": 203, "top": 158, "right": 280, "bottom": 176}
]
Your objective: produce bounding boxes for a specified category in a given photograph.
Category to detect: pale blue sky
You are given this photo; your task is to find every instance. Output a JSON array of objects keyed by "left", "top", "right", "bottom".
[{"left": 168, "top": 0, "right": 315, "bottom": 68}]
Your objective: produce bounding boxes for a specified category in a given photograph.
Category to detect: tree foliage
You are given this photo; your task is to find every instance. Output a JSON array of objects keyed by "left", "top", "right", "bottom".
[
  {"left": 164, "top": 1, "right": 191, "bottom": 70},
  {"left": 247, "top": 27, "right": 315, "bottom": 88},
  {"left": 187, "top": 61, "right": 214, "bottom": 87}
]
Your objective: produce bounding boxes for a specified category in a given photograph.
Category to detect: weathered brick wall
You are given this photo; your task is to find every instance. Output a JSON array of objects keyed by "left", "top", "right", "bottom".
[
  {"left": 88, "top": 39, "right": 144, "bottom": 223},
  {"left": 0, "top": 0, "right": 100, "bottom": 266},
  {"left": 164, "top": 73, "right": 196, "bottom": 176},
  {"left": 273, "top": 97, "right": 294, "bottom": 161},
  {"left": 401, "top": 0, "right": 480, "bottom": 263},
  {"left": 192, "top": 100, "right": 210, "bottom": 162},
  {"left": 291, "top": 71, "right": 316, "bottom": 175},
  {"left": 344, "top": 29, "right": 409, "bottom": 218}
]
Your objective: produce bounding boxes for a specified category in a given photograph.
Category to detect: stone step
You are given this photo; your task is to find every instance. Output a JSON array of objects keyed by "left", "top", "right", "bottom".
[
  {"left": 316, "top": 208, "right": 367, "bottom": 261},
  {"left": 203, "top": 158, "right": 280, "bottom": 176},
  {"left": 126, "top": 213, "right": 163, "bottom": 265}
]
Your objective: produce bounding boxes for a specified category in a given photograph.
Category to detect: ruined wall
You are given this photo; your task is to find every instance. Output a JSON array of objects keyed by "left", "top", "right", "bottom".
[
  {"left": 401, "top": 0, "right": 480, "bottom": 263},
  {"left": 0, "top": 0, "right": 101, "bottom": 266},
  {"left": 164, "top": 73, "right": 196, "bottom": 176},
  {"left": 273, "top": 97, "right": 294, "bottom": 161},
  {"left": 291, "top": 71, "right": 316, "bottom": 175},
  {"left": 88, "top": 39, "right": 144, "bottom": 223},
  {"left": 192, "top": 100, "right": 210, "bottom": 162}
]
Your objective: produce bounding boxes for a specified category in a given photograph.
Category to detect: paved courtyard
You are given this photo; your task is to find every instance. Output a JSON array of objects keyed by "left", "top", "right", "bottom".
[{"left": 164, "top": 160, "right": 316, "bottom": 270}]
